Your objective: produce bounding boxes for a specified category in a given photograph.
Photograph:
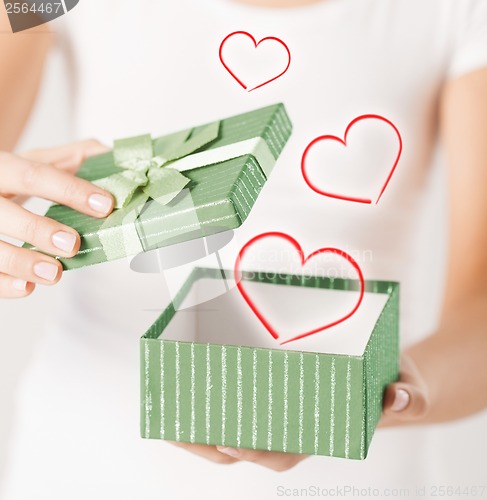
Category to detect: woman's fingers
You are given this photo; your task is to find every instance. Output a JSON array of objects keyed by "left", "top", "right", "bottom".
[
  {"left": 0, "top": 151, "right": 114, "bottom": 218},
  {"left": 21, "top": 139, "right": 110, "bottom": 174},
  {"left": 0, "top": 272, "right": 35, "bottom": 299},
  {"left": 0, "top": 197, "right": 80, "bottom": 257},
  {"left": 216, "top": 447, "right": 306, "bottom": 472},
  {"left": 170, "top": 441, "right": 306, "bottom": 471},
  {"left": 0, "top": 240, "right": 62, "bottom": 286},
  {"left": 0, "top": 140, "right": 112, "bottom": 300},
  {"left": 170, "top": 442, "right": 238, "bottom": 465}
]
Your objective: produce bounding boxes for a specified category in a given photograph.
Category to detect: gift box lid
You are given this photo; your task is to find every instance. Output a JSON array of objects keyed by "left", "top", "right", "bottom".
[{"left": 25, "top": 104, "right": 292, "bottom": 270}]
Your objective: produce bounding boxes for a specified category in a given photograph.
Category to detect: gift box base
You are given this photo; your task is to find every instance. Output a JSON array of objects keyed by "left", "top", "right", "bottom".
[{"left": 140, "top": 268, "right": 399, "bottom": 459}]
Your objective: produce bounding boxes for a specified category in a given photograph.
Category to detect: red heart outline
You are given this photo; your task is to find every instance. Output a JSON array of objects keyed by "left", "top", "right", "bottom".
[
  {"left": 234, "top": 232, "right": 365, "bottom": 345},
  {"left": 219, "top": 31, "right": 291, "bottom": 92},
  {"left": 301, "top": 115, "right": 403, "bottom": 204}
]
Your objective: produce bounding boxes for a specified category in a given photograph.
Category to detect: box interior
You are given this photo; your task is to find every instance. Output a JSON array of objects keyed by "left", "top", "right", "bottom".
[{"left": 161, "top": 276, "right": 390, "bottom": 356}]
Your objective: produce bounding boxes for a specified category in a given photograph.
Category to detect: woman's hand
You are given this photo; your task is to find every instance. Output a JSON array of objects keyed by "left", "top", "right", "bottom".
[
  {"left": 0, "top": 140, "right": 113, "bottom": 298},
  {"left": 171, "top": 441, "right": 307, "bottom": 472}
]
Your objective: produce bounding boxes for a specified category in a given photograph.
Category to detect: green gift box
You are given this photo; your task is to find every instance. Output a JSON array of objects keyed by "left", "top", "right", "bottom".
[
  {"left": 141, "top": 268, "right": 399, "bottom": 460},
  {"left": 28, "top": 104, "right": 292, "bottom": 270}
]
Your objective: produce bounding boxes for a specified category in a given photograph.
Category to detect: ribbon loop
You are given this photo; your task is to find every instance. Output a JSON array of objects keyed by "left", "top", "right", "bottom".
[
  {"left": 113, "top": 134, "right": 154, "bottom": 168},
  {"left": 143, "top": 167, "right": 190, "bottom": 206}
]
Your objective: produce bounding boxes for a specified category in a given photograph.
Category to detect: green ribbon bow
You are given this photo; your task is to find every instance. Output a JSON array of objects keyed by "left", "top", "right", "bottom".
[
  {"left": 93, "top": 121, "right": 221, "bottom": 260},
  {"left": 95, "top": 121, "right": 221, "bottom": 209}
]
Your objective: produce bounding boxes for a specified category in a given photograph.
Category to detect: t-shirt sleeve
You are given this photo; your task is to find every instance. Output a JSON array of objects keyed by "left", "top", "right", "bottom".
[{"left": 447, "top": 0, "right": 487, "bottom": 79}]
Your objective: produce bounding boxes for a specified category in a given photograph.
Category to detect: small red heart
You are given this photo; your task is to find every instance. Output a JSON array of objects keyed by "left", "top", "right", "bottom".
[
  {"left": 234, "top": 232, "right": 365, "bottom": 345},
  {"left": 219, "top": 31, "right": 291, "bottom": 92},
  {"left": 301, "top": 115, "right": 402, "bottom": 204}
]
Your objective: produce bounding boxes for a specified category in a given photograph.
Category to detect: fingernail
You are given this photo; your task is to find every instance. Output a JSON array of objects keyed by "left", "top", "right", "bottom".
[
  {"left": 391, "top": 388, "right": 410, "bottom": 412},
  {"left": 52, "top": 231, "right": 77, "bottom": 253},
  {"left": 88, "top": 193, "right": 112, "bottom": 215},
  {"left": 216, "top": 446, "right": 241, "bottom": 458},
  {"left": 13, "top": 279, "right": 27, "bottom": 291},
  {"left": 34, "top": 262, "right": 59, "bottom": 282}
]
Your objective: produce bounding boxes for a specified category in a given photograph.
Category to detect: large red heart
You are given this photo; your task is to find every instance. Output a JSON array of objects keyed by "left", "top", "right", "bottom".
[
  {"left": 219, "top": 31, "right": 291, "bottom": 92},
  {"left": 234, "top": 232, "right": 365, "bottom": 345},
  {"left": 301, "top": 115, "right": 402, "bottom": 204}
]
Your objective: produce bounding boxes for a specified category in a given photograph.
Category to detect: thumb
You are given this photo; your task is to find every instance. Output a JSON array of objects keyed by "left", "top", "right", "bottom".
[
  {"left": 380, "top": 354, "right": 430, "bottom": 427},
  {"left": 21, "top": 139, "right": 109, "bottom": 173},
  {"left": 381, "top": 382, "right": 428, "bottom": 425}
]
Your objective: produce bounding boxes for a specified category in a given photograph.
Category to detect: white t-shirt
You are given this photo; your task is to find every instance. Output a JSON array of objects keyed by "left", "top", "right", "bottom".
[{"left": 3, "top": 0, "right": 487, "bottom": 499}]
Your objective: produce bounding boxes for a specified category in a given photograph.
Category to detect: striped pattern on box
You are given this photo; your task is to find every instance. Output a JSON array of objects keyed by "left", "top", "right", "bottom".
[{"left": 140, "top": 268, "right": 399, "bottom": 460}]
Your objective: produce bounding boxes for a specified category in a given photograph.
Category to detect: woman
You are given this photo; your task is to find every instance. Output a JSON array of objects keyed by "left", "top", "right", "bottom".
[{"left": 1, "top": 0, "right": 486, "bottom": 498}]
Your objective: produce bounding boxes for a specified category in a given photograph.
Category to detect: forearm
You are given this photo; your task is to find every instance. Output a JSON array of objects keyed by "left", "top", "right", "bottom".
[
  {"left": 0, "top": 6, "right": 53, "bottom": 151},
  {"left": 403, "top": 67, "right": 487, "bottom": 425},
  {"left": 405, "top": 291, "right": 487, "bottom": 423}
]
